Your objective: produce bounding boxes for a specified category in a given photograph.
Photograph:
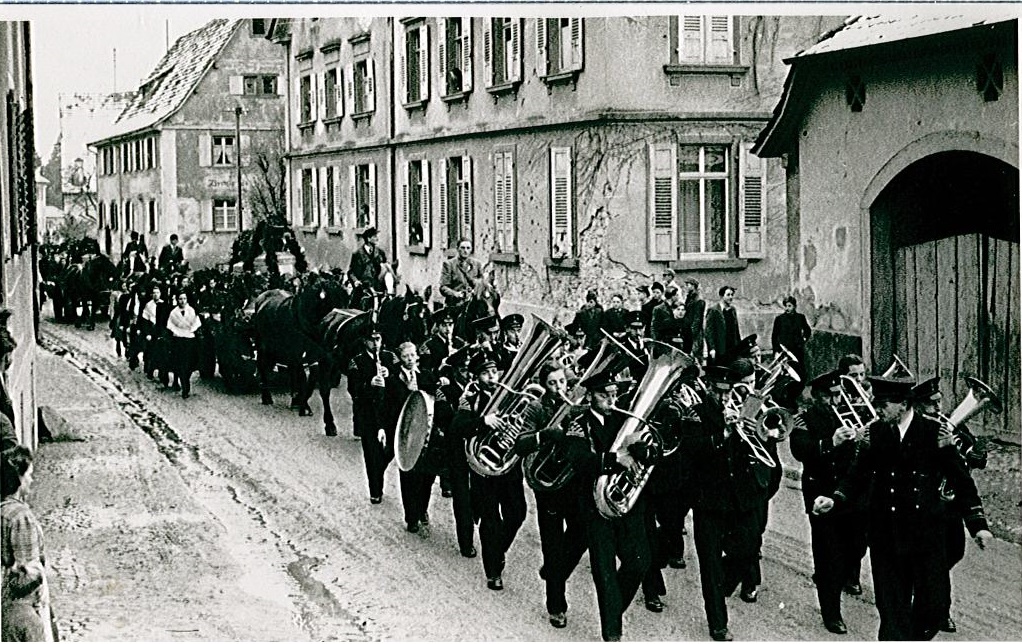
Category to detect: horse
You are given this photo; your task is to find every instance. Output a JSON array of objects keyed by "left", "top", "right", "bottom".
[
  {"left": 60, "top": 254, "right": 119, "bottom": 330},
  {"left": 450, "top": 270, "right": 501, "bottom": 343},
  {"left": 376, "top": 285, "right": 433, "bottom": 350},
  {"left": 250, "top": 272, "right": 349, "bottom": 435},
  {"left": 349, "top": 262, "right": 396, "bottom": 312}
]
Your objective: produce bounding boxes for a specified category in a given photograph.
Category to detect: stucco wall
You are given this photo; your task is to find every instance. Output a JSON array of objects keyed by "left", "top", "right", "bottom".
[{"left": 792, "top": 28, "right": 1019, "bottom": 344}]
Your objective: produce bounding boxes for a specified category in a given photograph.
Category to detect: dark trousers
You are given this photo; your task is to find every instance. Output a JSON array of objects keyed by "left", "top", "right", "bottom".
[
  {"left": 944, "top": 517, "right": 967, "bottom": 619},
  {"left": 536, "top": 493, "right": 588, "bottom": 614},
  {"left": 809, "top": 511, "right": 866, "bottom": 621},
  {"left": 741, "top": 499, "right": 770, "bottom": 591},
  {"left": 472, "top": 469, "right": 527, "bottom": 579},
  {"left": 144, "top": 335, "right": 167, "bottom": 382},
  {"left": 870, "top": 526, "right": 950, "bottom": 641},
  {"left": 641, "top": 487, "right": 688, "bottom": 601},
  {"left": 446, "top": 448, "right": 476, "bottom": 552},
  {"left": 399, "top": 469, "right": 436, "bottom": 526},
  {"left": 170, "top": 336, "right": 197, "bottom": 395},
  {"left": 587, "top": 505, "right": 651, "bottom": 641},
  {"left": 693, "top": 507, "right": 760, "bottom": 633},
  {"left": 353, "top": 400, "right": 392, "bottom": 498}
]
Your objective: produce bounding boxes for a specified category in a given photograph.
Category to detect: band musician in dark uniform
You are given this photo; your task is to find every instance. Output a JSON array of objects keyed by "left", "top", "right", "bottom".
[
  {"left": 679, "top": 365, "right": 769, "bottom": 642},
  {"left": 432, "top": 346, "right": 477, "bottom": 558},
  {"left": 450, "top": 350, "right": 528, "bottom": 591},
  {"left": 790, "top": 370, "right": 865, "bottom": 635},
  {"left": 562, "top": 370, "right": 652, "bottom": 642},
  {"left": 346, "top": 324, "right": 396, "bottom": 503},
  {"left": 813, "top": 376, "right": 993, "bottom": 641},
  {"left": 496, "top": 314, "right": 524, "bottom": 372},
  {"left": 418, "top": 308, "right": 466, "bottom": 498},
  {"left": 511, "top": 361, "right": 589, "bottom": 629}
]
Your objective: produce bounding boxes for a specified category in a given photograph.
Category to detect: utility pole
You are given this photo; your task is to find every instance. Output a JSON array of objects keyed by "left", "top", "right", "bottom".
[
  {"left": 235, "top": 106, "right": 243, "bottom": 232},
  {"left": 112, "top": 48, "right": 117, "bottom": 92}
]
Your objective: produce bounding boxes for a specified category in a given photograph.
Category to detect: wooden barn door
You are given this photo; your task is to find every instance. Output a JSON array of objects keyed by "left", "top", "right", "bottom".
[{"left": 893, "top": 234, "right": 1019, "bottom": 437}]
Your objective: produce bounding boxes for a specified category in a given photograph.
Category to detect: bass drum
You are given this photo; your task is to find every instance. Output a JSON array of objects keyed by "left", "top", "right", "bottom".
[{"left": 395, "top": 390, "right": 436, "bottom": 472}]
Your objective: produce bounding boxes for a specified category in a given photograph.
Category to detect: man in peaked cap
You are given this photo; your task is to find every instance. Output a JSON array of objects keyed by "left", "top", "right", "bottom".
[
  {"left": 418, "top": 307, "right": 466, "bottom": 393},
  {"left": 497, "top": 313, "right": 526, "bottom": 372},
  {"left": 348, "top": 226, "right": 388, "bottom": 295},
  {"left": 723, "top": 334, "right": 759, "bottom": 369},
  {"left": 346, "top": 323, "right": 397, "bottom": 503},
  {"left": 813, "top": 375, "right": 992, "bottom": 641},
  {"left": 472, "top": 314, "right": 501, "bottom": 352},
  {"left": 790, "top": 369, "right": 862, "bottom": 635},
  {"left": 561, "top": 367, "right": 651, "bottom": 642}
]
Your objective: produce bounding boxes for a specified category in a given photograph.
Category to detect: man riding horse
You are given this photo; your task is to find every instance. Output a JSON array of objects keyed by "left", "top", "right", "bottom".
[{"left": 349, "top": 227, "right": 393, "bottom": 310}]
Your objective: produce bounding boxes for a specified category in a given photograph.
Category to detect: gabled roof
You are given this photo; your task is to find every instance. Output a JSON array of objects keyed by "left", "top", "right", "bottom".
[
  {"left": 755, "top": 12, "right": 1018, "bottom": 157},
  {"left": 92, "top": 19, "right": 242, "bottom": 146}
]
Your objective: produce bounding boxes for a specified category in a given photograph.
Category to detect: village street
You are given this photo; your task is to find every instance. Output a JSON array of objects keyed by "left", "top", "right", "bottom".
[{"left": 29, "top": 317, "right": 1022, "bottom": 642}]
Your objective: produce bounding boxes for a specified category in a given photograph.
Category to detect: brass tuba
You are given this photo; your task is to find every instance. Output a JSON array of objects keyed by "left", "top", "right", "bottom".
[
  {"left": 523, "top": 336, "right": 630, "bottom": 491},
  {"left": 593, "top": 347, "right": 694, "bottom": 519},
  {"left": 465, "top": 315, "right": 566, "bottom": 477},
  {"left": 930, "top": 376, "right": 1002, "bottom": 501}
]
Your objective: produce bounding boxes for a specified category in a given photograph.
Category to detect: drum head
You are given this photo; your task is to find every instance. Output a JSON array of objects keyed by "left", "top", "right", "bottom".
[{"left": 396, "top": 391, "right": 434, "bottom": 471}]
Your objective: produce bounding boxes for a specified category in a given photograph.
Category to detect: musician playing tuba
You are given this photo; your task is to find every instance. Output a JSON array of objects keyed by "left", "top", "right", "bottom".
[{"left": 812, "top": 376, "right": 993, "bottom": 641}]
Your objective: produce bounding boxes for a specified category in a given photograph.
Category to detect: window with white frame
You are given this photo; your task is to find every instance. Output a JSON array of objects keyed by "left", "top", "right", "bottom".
[
  {"left": 301, "top": 168, "right": 315, "bottom": 226},
  {"left": 537, "top": 18, "right": 583, "bottom": 77},
  {"left": 484, "top": 18, "right": 522, "bottom": 87},
  {"left": 124, "top": 200, "right": 134, "bottom": 231},
  {"left": 647, "top": 141, "right": 765, "bottom": 261},
  {"left": 148, "top": 199, "right": 159, "bottom": 233},
  {"left": 439, "top": 18, "right": 473, "bottom": 95},
  {"left": 350, "top": 163, "right": 377, "bottom": 229},
  {"left": 348, "top": 58, "right": 376, "bottom": 115},
  {"left": 323, "top": 68, "right": 342, "bottom": 118},
  {"left": 401, "top": 22, "right": 429, "bottom": 105},
  {"left": 549, "top": 147, "right": 574, "bottom": 259},
  {"left": 439, "top": 156, "right": 472, "bottom": 250},
  {"left": 493, "top": 149, "right": 516, "bottom": 254},
  {"left": 402, "top": 159, "right": 431, "bottom": 247},
  {"left": 299, "top": 74, "right": 314, "bottom": 123},
  {"left": 676, "top": 16, "right": 734, "bottom": 65},
  {"left": 244, "top": 75, "right": 278, "bottom": 96},
  {"left": 213, "top": 198, "right": 239, "bottom": 231},
  {"left": 324, "top": 166, "right": 337, "bottom": 227},
  {"left": 212, "top": 135, "right": 236, "bottom": 167}
]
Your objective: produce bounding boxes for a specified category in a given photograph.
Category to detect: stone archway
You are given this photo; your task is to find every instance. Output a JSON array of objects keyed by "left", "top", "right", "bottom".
[{"left": 869, "top": 149, "right": 1019, "bottom": 437}]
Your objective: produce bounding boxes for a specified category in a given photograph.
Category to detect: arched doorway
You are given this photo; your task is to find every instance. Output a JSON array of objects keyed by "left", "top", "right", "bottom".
[{"left": 870, "top": 150, "right": 1019, "bottom": 437}]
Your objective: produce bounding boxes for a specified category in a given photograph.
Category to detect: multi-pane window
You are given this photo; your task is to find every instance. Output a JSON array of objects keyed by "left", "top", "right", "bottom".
[
  {"left": 677, "top": 16, "right": 734, "bottom": 65},
  {"left": 403, "top": 159, "right": 431, "bottom": 247},
  {"left": 110, "top": 201, "right": 119, "bottom": 231},
  {"left": 323, "top": 68, "right": 342, "bottom": 118},
  {"left": 212, "top": 135, "right": 236, "bottom": 167},
  {"left": 350, "top": 163, "right": 377, "bottom": 229},
  {"left": 123, "top": 200, "right": 134, "bottom": 232},
  {"left": 439, "top": 156, "right": 472, "bottom": 249},
  {"left": 493, "top": 149, "right": 516, "bottom": 254},
  {"left": 348, "top": 58, "right": 376, "bottom": 115},
  {"left": 301, "top": 168, "right": 315, "bottom": 226},
  {"left": 440, "top": 18, "right": 473, "bottom": 95},
  {"left": 401, "top": 22, "right": 429, "bottom": 105},
  {"left": 647, "top": 142, "right": 765, "bottom": 261},
  {"left": 484, "top": 18, "right": 522, "bottom": 87},
  {"left": 299, "top": 74, "right": 313, "bottom": 123},
  {"left": 537, "top": 18, "right": 584, "bottom": 77},
  {"left": 244, "top": 75, "right": 278, "bottom": 96},
  {"left": 213, "top": 198, "right": 239, "bottom": 231},
  {"left": 148, "top": 199, "right": 159, "bottom": 233},
  {"left": 98, "top": 201, "right": 106, "bottom": 228},
  {"left": 549, "top": 147, "right": 574, "bottom": 259}
]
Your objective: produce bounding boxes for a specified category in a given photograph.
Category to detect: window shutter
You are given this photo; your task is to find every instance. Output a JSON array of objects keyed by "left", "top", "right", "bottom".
[
  {"left": 494, "top": 153, "right": 506, "bottom": 252},
  {"left": 648, "top": 143, "right": 678, "bottom": 261},
  {"left": 550, "top": 147, "right": 573, "bottom": 259},
  {"left": 318, "top": 166, "right": 329, "bottom": 227},
  {"left": 229, "top": 75, "right": 243, "bottom": 95},
  {"left": 344, "top": 63, "right": 355, "bottom": 114},
  {"left": 509, "top": 19, "right": 522, "bottom": 82},
  {"left": 438, "top": 159, "right": 449, "bottom": 250},
  {"left": 739, "top": 143, "right": 766, "bottom": 259},
  {"left": 333, "top": 165, "right": 343, "bottom": 227},
  {"left": 504, "top": 150, "right": 515, "bottom": 252},
  {"left": 277, "top": 74, "right": 285, "bottom": 96},
  {"left": 198, "top": 133, "right": 212, "bottom": 167},
  {"left": 334, "top": 69, "right": 344, "bottom": 117},
  {"left": 309, "top": 167, "right": 319, "bottom": 226},
  {"left": 460, "top": 156, "right": 473, "bottom": 241},
  {"left": 367, "top": 162, "right": 377, "bottom": 227},
  {"left": 310, "top": 74, "right": 319, "bottom": 122},
  {"left": 348, "top": 165, "right": 357, "bottom": 227},
  {"left": 318, "top": 72, "right": 327, "bottom": 120},
  {"left": 366, "top": 58, "right": 376, "bottom": 112},
  {"left": 536, "top": 18, "right": 548, "bottom": 77},
  {"left": 709, "top": 16, "right": 733, "bottom": 64},
  {"left": 419, "top": 24, "right": 430, "bottom": 101},
  {"left": 421, "top": 159, "right": 432, "bottom": 248},
  {"left": 401, "top": 161, "right": 410, "bottom": 235},
  {"left": 399, "top": 28, "right": 409, "bottom": 103},
  {"left": 483, "top": 19, "right": 493, "bottom": 87},
  {"left": 438, "top": 19, "right": 448, "bottom": 95},
  {"left": 680, "top": 16, "right": 704, "bottom": 63},
  {"left": 461, "top": 20, "right": 473, "bottom": 92},
  {"left": 569, "top": 18, "right": 584, "bottom": 71},
  {"left": 668, "top": 16, "right": 680, "bottom": 63},
  {"left": 200, "top": 200, "right": 214, "bottom": 232}
]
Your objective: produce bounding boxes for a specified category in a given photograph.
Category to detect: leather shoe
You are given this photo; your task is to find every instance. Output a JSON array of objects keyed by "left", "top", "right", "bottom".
[
  {"left": 369, "top": 496, "right": 382, "bottom": 504},
  {"left": 441, "top": 489, "right": 454, "bottom": 498},
  {"left": 486, "top": 576, "right": 504, "bottom": 591},
  {"left": 460, "top": 546, "right": 477, "bottom": 558},
  {"left": 740, "top": 587, "right": 758, "bottom": 603},
  {"left": 668, "top": 556, "right": 687, "bottom": 569},
  {"left": 538, "top": 565, "right": 546, "bottom": 580},
  {"left": 406, "top": 521, "right": 419, "bottom": 534},
  {"left": 843, "top": 582, "right": 862, "bottom": 596},
  {"left": 710, "top": 628, "right": 733, "bottom": 641},
  {"left": 644, "top": 598, "right": 665, "bottom": 613},
  {"left": 940, "top": 616, "right": 957, "bottom": 633},
  {"left": 824, "top": 619, "right": 848, "bottom": 635},
  {"left": 549, "top": 612, "right": 567, "bottom": 628}
]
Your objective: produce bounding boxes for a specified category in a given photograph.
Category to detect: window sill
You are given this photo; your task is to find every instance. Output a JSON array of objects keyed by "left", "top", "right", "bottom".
[
  {"left": 352, "top": 111, "right": 373, "bottom": 122},
  {"left": 545, "top": 256, "right": 578, "bottom": 270},
  {"left": 322, "top": 116, "right": 343, "bottom": 126},
  {"left": 324, "top": 226, "right": 344, "bottom": 236},
  {"left": 667, "top": 258, "right": 750, "bottom": 271},
  {"left": 541, "top": 70, "right": 581, "bottom": 87},
  {"left": 205, "top": 229, "right": 240, "bottom": 235},
  {"left": 486, "top": 80, "right": 521, "bottom": 97},
  {"left": 298, "top": 225, "right": 319, "bottom": 234},
  {"left": 663, "top": 63, "right": 750, "bottom": 77},
  {"left": 490, "top": 252, "right": 519, "bottom": 265},
  {"left": 408, "top": 244, "right": 429, "bottom": 256},
  {"left": 441, "top": 91, "right": 471, "bottom": 104},
  {"left": 297, "top": 121, "right": 315, "bottom": 131},
  {"left": 403, "top": 99, "right": 428, "bottom": 111}
]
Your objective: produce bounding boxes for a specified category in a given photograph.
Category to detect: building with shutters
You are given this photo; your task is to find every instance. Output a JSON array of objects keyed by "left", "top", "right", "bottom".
[
  {"left": 91, "top": 18, "right": 285, "bottom": 268},
  {"left": 273, "top": 16, "right": 844, "bottom": 339},
  {"left": 755, "top": 12, "right": 1019, "bottom": 438},
  {"left": 1, "top": 20, "right": 40, "bottom": 447}
]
